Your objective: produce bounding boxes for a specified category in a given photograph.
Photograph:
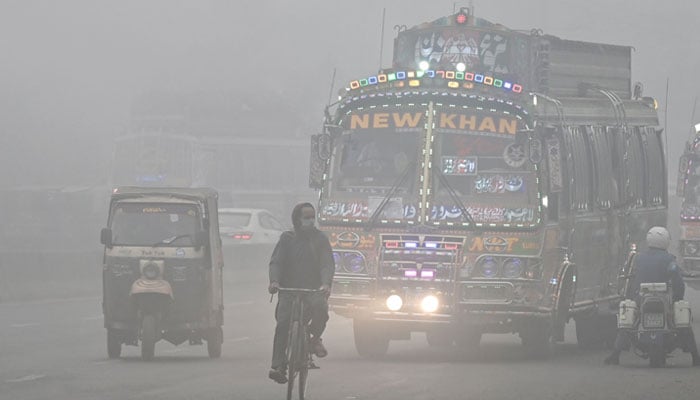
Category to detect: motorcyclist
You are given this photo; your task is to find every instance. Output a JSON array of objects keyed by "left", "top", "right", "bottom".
[
  {"left": 267, "top": 202, "right": 335, "bottom": 384},
  {"left": 604, "top": 226, "right": 700, "bottom": 366}
]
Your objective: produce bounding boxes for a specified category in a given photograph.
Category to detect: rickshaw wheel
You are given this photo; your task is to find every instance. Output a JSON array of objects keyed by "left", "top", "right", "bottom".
[
  {"left": 207, "top": 327, "right": 223, "bottom": 358},
  {"left": 141, "top": 315, "right": 157, "bottom": 361},
  {"left": 107, "top": 329, "right": 121, "bottom": 359}
]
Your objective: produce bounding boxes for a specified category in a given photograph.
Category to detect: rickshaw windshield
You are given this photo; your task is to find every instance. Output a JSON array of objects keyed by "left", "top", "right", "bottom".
[{"left": 110, "top": 202, "right": 201, "bottom": 246}]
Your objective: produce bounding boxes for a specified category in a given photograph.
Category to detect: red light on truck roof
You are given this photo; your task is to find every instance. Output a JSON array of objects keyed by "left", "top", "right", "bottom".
[{"left": 455, "top": 12, "right": 468, "bottom": 25}]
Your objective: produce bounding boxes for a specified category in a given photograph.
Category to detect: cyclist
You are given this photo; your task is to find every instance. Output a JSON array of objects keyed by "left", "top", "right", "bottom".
[{"left": 268, "top": 202, "right": 335, "bottom": 383}]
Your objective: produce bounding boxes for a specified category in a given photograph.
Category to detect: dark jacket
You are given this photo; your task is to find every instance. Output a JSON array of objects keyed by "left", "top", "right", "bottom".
[
  {"left": 628, "top": 247, "right": 685, "bottom": 301},
  {"left": 269, "top": 228, "right": 335, "bottom": 290}
]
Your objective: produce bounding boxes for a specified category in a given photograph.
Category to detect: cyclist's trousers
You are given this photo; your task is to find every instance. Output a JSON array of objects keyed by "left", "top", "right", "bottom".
[{"left": 271, "top": 291, "right": 329, "bottom": 369}]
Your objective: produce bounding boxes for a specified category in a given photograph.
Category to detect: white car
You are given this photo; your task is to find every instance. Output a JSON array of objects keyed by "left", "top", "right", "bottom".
[{"left": 218, "top": 208, "right": 287, "bottom": 247}]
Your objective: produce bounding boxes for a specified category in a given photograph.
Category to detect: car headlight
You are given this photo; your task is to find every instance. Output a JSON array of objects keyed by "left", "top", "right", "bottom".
[
  {"left": 476, "top": 257, "right": 499, "bottom": 278},
  {"left": 143, "top": 262, "right": 160, "bottom": 280},
  {"left": 386, "top": 294, "right": 403, "bottom": 311},
  {"left": 420, "top": 295, "right": 439, "bottom": 313},
  {"left": 502, "top": 258, "right": 523, "bottom": 278},
  {"left": 685, "top": 242, "right": 699, "bottom": 256}
]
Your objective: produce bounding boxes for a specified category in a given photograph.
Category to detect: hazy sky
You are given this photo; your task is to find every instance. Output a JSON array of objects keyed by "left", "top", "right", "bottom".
[{"left": 1, "top": 0, "right": 698, "bottom": 186}]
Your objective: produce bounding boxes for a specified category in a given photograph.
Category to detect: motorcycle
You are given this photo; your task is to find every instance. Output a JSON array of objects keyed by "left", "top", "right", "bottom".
[
  {"left": 130, "top": 260, "right": 173, "bottom": 361},
  {"left": 618, "top": 282, "right": 692, "bottom": 367}
]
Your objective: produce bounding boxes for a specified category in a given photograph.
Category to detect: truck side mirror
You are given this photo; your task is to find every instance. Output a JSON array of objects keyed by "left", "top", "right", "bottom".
[
  {"left": 100, "top": 228, "right": 112, "bottom": 247},
  {"left": 309, "top": 134, "right": 329, "bottom": 189},
  {"left": 678, "top": 155, "right": 689, "bottom": 197}
]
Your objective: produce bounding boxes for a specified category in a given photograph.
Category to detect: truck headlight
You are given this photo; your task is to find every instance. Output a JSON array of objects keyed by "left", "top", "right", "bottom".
[
  {"left": 502, "top": 258, "right": 523, "bottom": 278},
  {"left": 476, "top": 257, "right": 499, "bottom": 278},
  {"left": 386, "top": 294, "right": 403, "bottom": 311},
  {"left": 420, "top": 295, "right": 439, "bottom": 313}
]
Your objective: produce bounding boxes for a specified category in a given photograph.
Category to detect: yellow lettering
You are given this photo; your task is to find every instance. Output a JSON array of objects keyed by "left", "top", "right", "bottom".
[
  {"left": 459, "top": 115, "right": 477, "bottom": 130},
  {"left": 350, "top": 114, "right": 369, "bottom": 129},
  {"left": 440, "top": 113, "right": 457, "bottom": 129},
  {"left": 478, "top": 117, "right": 497, "bottom": 132},
  {"left": 468, "top": 237, "right": 485, "bottom": 252},
  {"left": 393, "top": 113, "right": 422, "bottom": 128},
  {"left": 499, "top": 118, "right": 517, "bottom": 135},
  {"left": 373, "top": 113, "right": 389, "bottom": 128}
]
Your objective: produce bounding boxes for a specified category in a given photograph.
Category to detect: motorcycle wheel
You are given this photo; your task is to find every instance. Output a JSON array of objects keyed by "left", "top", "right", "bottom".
[
  {"left": 141, "top": 315, "right": 157, "bottom": 361},
  {"left": 107, "top": 329, "right": 121, "bottom": 359},
  {"left": 649, "top": 345, "right": 666, "bottom": 368}
]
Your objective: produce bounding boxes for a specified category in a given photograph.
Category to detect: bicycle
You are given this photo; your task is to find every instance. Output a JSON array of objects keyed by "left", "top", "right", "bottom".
[{"left": 277, "top": 287, "right": 323, "bottom": 400}]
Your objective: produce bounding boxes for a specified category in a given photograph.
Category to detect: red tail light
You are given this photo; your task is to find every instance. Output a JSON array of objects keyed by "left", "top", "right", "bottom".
[{"left": 229, "top": 232, "right": 253, "bottom": 240}]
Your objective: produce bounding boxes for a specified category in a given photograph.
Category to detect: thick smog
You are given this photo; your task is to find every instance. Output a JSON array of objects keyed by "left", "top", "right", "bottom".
[{"left": 1, "top": 1, "right": 700, "bottom": 399}]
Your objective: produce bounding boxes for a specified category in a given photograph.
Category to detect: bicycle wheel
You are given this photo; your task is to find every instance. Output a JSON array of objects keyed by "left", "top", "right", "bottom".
[
  {"left": 286, "top": 320, "right": 300, "bottom": 400},
  {"left": 298, "top": 326, "right": 309, "bottom": 400}
]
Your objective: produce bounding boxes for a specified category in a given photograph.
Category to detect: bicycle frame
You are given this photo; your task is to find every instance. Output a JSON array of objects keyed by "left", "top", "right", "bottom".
[{"left": 278, "top": 288, "right": 322, "bottom": 400}]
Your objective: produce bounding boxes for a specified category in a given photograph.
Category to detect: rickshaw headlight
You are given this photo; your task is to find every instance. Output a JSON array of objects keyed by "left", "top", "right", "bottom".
[
  {"left": 143, "top": 262, "right": 160, "bottom": 280},
  {"left": 420, "top": 295, "right": 439, "bottom": 313}
]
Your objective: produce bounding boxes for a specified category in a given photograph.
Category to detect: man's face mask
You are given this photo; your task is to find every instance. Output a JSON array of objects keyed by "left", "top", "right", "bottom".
[{"left": 300, "top": 217, "right": 315, "bottom": 229}]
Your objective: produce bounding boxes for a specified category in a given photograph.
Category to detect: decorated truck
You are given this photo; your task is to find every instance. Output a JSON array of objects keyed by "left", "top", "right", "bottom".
[
  {"left": 675, "top": 123, "right": 700, "bottom": 289},
  {"left": 310, "top": 9, "right": 664, "bottom": 356}
]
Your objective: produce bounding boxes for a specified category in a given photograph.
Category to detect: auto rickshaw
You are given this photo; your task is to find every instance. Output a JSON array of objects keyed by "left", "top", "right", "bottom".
[{"left": 100, "top": 187, "right": 224, "bottom": 360}]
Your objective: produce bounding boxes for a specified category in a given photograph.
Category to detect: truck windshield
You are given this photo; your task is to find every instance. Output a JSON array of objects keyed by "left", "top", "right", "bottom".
[
  {"left": 110, "top": 202, "right": 201, "bottom": 246},
  {"left": 331, "top": 129, "right": 420, "bottom": 194},
  {"left": 431, "top": 108, "right": 539, "bottom": 227}
]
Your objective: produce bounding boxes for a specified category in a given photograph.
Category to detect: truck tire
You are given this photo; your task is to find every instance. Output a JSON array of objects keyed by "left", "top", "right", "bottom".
[
  {"left": 426, "top": 329, "right": 454, "bottom": 347},
  {"left": 575, "top": 312, "right": 617, "bottom": 349},
  {"left": 353, "top": 319, "right": 389, "bottom": 358},
  {"left": 455, "top": 329, "right": 482, "bottom": 353},
  {"left": 520, "top": 321, "right": 551, "bottom": 358}
]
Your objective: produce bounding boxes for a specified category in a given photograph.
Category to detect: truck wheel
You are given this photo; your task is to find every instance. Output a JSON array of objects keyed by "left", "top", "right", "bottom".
[
  {"left": 575, "top": 312, "right": 616, "bottom": 349},
  {"left": 575, "top": 314, "right": 600, "bottom": 349},
  {"left": 107, "top": 329, "right": 121, "bottom": 359},
  {"left": 141, "top": 315, "right": 157, "bottom": 361},
  {"left": 649, "top": 345, "right": 666, "bottom": 368},
  {"left": 520, "top": 321, "right": 551, "bottom": 358},
  {"left": 426, "top": 329, "right": 454, "bottom": 347},
  {"left": 455, "top": 329, "right": 482, "bottom": 353},
  {"left": 207, "top": 327, "right": 223, "bottom": 358},
  {"left": 353, "top": 319, "right": 389, "bottom": 358}
]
